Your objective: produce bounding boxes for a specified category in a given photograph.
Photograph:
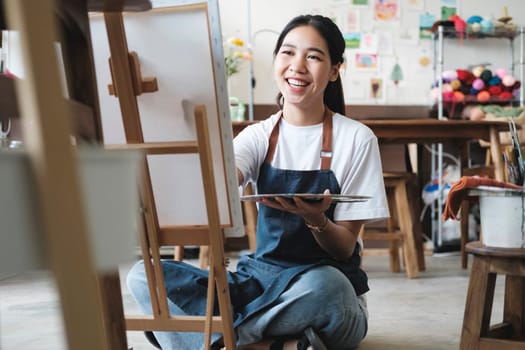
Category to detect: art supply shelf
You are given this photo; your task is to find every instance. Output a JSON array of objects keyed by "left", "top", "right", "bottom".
[{"left": 431, "top": 24, "right": 525, "bottom": 251}]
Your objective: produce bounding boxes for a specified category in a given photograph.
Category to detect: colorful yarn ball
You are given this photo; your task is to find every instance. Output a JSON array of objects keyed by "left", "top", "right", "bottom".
[
  {"left": 466, "top": 15, "right": 483, "bottom": 24},
  {"left": 472, "top": 78, "right": 485, "bottom": 90},
  {"left": 443, "top": 91, "right": 454, "bottom": 101},
  {"left": 460, "top": 85, "right": 471, "bottom": 94},
  {"left": 495, "top": 67, "right": 507, "bottom": 79},
  {"left": 477, "top": 90, "right": 490, "bottom": 102},
  {"left": 456, "top": 69, "right": 472, "bottom": 81},
  {"left": 430, "top": 87, "right": 440, "bottom": 100},
  {"left": 488, "top": 85, "right": 502, "bottom": 96},
  {"left": 469, "top": 106, "right": 485, "bottom": 120},
  {"left": 499, "top": 91, "right": 513, "bottom": 101},
  {"left": 480, "top": 69, "right": 492, "bottom": 82},
  {"left": 442, "top": 70, "right": 458, "bottom": 81},
  {"left": 453, "top": 91, "right": 465, "bottom": 102},
  {"left": 470, "top": 87, "right": 480, "bottom": 95},
  {"left": 488, "top": 76, "right": 501, "bottom": 86},
  {"left": 472, "top": 66, "right": 484, "bottom": 77},
  {"left": 470, "top": 23, "right": 481, "bottom": 33},
  {"left": 442, "top": 83, "right": 453, "bottom": 93},
  {"left": 450, "top": 79, "right": 462, "bottom": 90},
  {"left": 480, "top": 19, "right": 494, "bottom": 34},
  {"left": 502, "top": 75, "right": 516, "bottom": 87},
  {"left": 449, "top": 15, "right": 467, "bottom": 33}
]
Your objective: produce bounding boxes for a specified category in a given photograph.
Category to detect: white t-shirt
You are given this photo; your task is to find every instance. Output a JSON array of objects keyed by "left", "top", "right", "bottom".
[{"left": 234, "top": 112, "right": 389, "bottom": 222}]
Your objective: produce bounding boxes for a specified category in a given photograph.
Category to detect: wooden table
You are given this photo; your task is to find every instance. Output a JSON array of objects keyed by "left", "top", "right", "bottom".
[
  {"left": 233, "top": 118, "right": 511, "bottom": 181},
  {"left": 361, "top": 119, "right": 510, "bottom": 181}
]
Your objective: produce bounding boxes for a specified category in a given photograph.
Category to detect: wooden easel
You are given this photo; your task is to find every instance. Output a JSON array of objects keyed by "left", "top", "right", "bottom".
[
  {"left": 102, "top": 10, "right": 237, "bottom": 350},
  {"left": 2, "top": 1, "right": 122, "bottom": 349}
]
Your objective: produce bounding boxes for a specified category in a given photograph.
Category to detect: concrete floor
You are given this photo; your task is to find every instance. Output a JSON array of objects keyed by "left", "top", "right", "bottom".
[{"left": 0, "top": 252, "right": 506, "bottom": 350}]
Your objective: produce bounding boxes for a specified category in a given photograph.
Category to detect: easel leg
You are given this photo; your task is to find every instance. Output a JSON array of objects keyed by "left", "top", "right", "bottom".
[
  {"left": 98, "top": 273, "right": 129, "bottom": 350},
  {"left": 204, "top": 249, "right": 216, "bottom": 350},
  {"left": 195, "top": 106, "right": 236, "bottom": 349}
]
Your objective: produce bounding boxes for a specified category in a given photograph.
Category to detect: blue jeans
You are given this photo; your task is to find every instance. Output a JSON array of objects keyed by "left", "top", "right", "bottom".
[{"left": 127, "top": 262, "right": 368, "bottom": 349}]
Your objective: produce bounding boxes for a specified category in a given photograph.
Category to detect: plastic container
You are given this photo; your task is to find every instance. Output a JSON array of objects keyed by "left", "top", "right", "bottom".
[
  {"left": 470, "top": 186, "right": 525, "bottom": 248},
  {"left": 229, "top": 96, "right": 245, "bottom": 121}
]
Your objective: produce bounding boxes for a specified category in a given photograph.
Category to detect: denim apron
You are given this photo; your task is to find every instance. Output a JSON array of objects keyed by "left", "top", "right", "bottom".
[{"left": 162, "top": 110, "right": 368, "bottom": 330}]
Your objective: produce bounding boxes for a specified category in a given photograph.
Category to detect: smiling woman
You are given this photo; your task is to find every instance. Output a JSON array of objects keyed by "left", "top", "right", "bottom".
[
  {"left": 127, "top": 14, "right": 389, "bottom": 350},
  {"left": 228, "top": 15, "right": 388, "bottom": 350}
]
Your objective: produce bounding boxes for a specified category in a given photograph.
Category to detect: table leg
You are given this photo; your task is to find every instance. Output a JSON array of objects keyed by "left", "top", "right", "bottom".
[
  {"left": 457, "top": 140, "right": 470, "bottom": 174},
  {"left": 394, "top": 179, "right": 419, "bottom": 278}
]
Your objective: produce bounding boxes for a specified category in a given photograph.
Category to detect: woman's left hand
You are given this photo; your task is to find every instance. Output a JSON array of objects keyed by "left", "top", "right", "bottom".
[{"left": 259, "top": 189, "right": 333, "bottom": 216}]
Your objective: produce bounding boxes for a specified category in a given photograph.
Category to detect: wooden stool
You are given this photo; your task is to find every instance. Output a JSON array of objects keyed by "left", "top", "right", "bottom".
[
  {"left": 461, "top": 241, "right": 525, "bottom": 349},
  {"left": 360, "top": 172, "right": 425, "bottom": 278}
]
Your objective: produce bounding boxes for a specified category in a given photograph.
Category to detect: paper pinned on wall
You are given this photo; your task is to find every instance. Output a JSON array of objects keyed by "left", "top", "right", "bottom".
[
  {"left": 399, "top": 12, "right": 420, "bottom": 45},
  {"left": 345, "top": 8, "right": 361, "bottom": 33},
  {"left": 373, "top": 0, "right": 400, "bottom": 23},
  {"left": 369, "top": 77, "right": 385, "bottom": 102},
  {"left": 441, "top": 0, "right": 457, "bottom": 20},
  {"left": 376, "top": 31, "right": 393, "bottom": 55},
  {"left": 344, "top": 78, "right": 367, "bottom": 100},
  {"left": 344, "top": 32, "right": 361, "bottom": 49},
  {"left": 419, "top": 12, "right": 435, "bottom": 39},
  {"left": 351, "top": 0, "right": 369, "bottom": 7},
  {"left": 355, "top": 53, "right": 380, "bottom": 71},
  {"left": 359, "top": 32, "right": 378, "bottom": 53}
]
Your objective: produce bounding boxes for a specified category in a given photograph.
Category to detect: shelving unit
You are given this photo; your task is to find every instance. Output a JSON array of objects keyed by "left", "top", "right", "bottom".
[{"left": 431, "top": 25, "right": 525, "bottom": 251}]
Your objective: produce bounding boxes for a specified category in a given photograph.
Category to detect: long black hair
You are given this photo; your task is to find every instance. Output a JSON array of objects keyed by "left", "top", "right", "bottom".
[{"left": 273, "top": 15, "right": 346, "bottom": 115}]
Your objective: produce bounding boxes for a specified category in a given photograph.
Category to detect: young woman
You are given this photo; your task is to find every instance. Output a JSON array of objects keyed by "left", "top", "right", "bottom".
[{"left": 127, "top": 14, "right": 389, "bottom": 350}]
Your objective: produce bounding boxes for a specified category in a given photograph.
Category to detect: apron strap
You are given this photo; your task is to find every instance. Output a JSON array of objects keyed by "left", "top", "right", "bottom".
[
  {"left": 264, "top": 111, "right": 283, "bottom": 164},
  {"left": 320, "top": 109, "right": 333, "bottom": 170},
  {"left": 264, "top": 109, "right": 334, "bottom": 170}
]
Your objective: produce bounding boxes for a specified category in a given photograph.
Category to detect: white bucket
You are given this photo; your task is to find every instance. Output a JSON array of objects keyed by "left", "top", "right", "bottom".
[{"left": 470, "top": 186, "right": 525, "bottom": 248}]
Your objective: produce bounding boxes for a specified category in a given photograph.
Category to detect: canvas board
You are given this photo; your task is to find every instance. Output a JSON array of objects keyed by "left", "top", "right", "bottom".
[{"left": 89, "top": 0, "right": 243, "bottom": 237}]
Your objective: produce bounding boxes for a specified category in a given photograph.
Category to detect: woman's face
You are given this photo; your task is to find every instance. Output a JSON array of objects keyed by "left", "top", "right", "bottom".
[{"left": 274, "top": 25, "right": 340, "bottom": 110}]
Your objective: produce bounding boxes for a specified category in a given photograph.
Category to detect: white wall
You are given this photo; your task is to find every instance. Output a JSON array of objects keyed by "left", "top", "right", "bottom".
[{"left": 217, "top": 0, "right": 525, "bottom": 107}]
